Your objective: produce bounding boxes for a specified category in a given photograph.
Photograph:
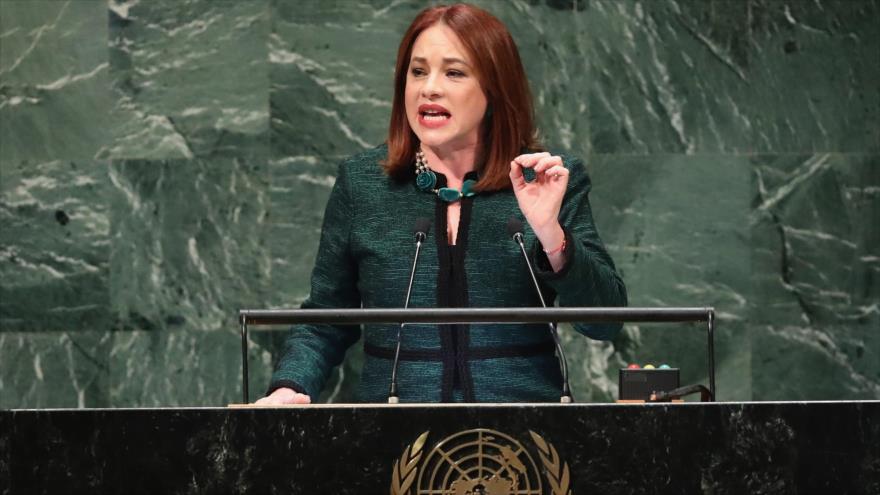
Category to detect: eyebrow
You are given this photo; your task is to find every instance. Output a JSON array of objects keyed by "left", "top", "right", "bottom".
[{"left": 411, "top": 56, "right": 470, "bottom": 67}]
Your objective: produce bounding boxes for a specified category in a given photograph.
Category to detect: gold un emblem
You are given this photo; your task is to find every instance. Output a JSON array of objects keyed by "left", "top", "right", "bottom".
[{"left": 390, "top": 428, "right": 571, "bottom": 495}]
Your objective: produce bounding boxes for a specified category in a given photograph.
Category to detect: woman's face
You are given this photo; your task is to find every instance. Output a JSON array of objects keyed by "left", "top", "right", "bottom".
[{"left": 404, "top": 23, "right": 488, "bottom": 153}]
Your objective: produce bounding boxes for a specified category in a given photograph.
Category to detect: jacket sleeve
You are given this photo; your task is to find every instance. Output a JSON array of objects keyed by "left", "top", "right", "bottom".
[
  {"left": 267, "top": 160, "right": 362, "bottom": 398},
  {"left": 529, "top": 155, "right": 628, "bottom": 340}
]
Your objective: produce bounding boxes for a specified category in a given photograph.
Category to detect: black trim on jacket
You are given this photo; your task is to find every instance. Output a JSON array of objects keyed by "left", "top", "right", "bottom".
[
  {"left": 364, "top": 341, "right": 556, "bottom": 360},
  {"left": 434, "top": 171, "right": 478, "bottom": 402}
]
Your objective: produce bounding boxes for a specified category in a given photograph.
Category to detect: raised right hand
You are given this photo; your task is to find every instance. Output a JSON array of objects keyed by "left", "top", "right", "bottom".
[{"left": 254, "top": 387, "right": 311, "bottom": 406}]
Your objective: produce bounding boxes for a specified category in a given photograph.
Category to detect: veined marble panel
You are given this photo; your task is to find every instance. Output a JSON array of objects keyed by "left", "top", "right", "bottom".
[
  {"left": 108, "top": 328, "right": 272, "bottom": 407},
  {"left": 0, "top": 331, "right": 110, "bottom": 408},
  {"left": 268, "top": 0, "right": 404, "bottom": 161},
  {"left": 585, "top": 0, "right": 879, "bottom": 154},
  {"left": 586, "top": 0, "right": 751, "bottom": 153},
  {"left": 266, "top": 155, "right": 336, "bottom": 308},
  {"left": 582, "top": 153, "right": 752, "bottom": 401},
  {"left": 746, "top": 0, "right": 880, "bottom": 153},
  {"left": 108, "top": 158, "right": 271, "bottom": 333},
  {"left": 0, "top": 159, "right": 111, "bottom": 332},
  {"left": 106, "top": 0, "right": 269, "bottom": 160},
  {"left": 751, "top": 153, "right": 879, "bottom": 399},
  {"left": 0, "top": 0, "right": 112, "bottom": 163}
]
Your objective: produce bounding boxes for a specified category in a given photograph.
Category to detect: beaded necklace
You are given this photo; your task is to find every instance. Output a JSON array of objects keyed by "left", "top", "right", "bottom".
[{"left": 414, "top": 149, "right": 477, "bottom": 203}]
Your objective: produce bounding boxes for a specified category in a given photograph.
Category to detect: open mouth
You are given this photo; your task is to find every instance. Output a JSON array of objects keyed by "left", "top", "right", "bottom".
[
  {"left": 419, "top": 110, "right": 451, "bottom": 121},
  {"left": 419, "top": 103, "right": 452, "bottom": 127}
]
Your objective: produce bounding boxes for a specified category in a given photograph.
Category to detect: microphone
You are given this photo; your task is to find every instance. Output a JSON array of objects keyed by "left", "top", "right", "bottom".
[
  {"left": 506, "top": 217, "right": 573, "bottom": 403},
  {"left": 388, "top": 217, "right": 431, "bottom": 403}
]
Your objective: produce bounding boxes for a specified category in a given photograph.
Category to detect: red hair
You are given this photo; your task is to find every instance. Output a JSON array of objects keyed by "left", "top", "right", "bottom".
[{"left": 383, "top": 3, "right": 543, "bottom": 192}]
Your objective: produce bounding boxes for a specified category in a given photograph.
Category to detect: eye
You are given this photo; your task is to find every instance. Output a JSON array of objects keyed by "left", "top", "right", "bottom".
[
  {"left": 447, "top": 70, "right": 465, "bottom": 78},
  {"left": 410, "top": 67, "right": 426, "bottom": 76}
]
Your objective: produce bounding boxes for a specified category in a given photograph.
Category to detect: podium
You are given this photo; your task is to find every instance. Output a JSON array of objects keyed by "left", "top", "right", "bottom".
[
  {"left": 5, "top": 309, "right": 876, "bottom": 492},
  {"left": 3, "top": 401, "right": 879, "bottom": 493}
]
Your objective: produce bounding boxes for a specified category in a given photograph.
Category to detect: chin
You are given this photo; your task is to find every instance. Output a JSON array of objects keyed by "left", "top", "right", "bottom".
[
  {"left": 416, "top": 136, "right": 443, "bottom": 147},
  {"left": 414, "top": 131, "right": 455, "bottom": 148}
]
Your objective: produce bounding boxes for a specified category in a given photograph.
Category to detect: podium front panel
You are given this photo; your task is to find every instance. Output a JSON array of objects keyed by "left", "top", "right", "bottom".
[{"left": 3, "top": 401, "right": 878, "bottom": 494}]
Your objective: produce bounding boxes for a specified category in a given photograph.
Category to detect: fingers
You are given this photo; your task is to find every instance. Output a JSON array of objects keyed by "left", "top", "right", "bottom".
[
  {"left": 542, "top": 164, "right": 569, "bottom": 182},
  {"left": 512, "top": 152, "right": 550, "bottom": 169},
  {"left": 291, "top": 393, "right": 312, "bottom": 404},
  {"left": 509, "top": 160, "right": 526, "bottom": 189},
  {"left": 511, "top": 153, "right": 567, "bottom": 183},
  {"left": 533, "top": 155, "right": 563, "bottom": 174},
  {"left": 513, "top": 153, "right": 564, "bottom": 173},
  {"left": 253, "top": 393, "right": 311, "bottom": 406},
  {"left": 253, "top": 388, "right": 312, "bottom": 406}
]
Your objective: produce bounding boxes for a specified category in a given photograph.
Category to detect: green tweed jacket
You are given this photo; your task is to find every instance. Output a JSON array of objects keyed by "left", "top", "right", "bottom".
[{"left": 269, "top": 144, "right": 627, "bottom": 403}]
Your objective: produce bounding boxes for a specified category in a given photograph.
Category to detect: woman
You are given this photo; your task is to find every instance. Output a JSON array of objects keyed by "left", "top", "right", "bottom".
[{"left": 256, "top": 3, "right": 626, "bottom": 405}]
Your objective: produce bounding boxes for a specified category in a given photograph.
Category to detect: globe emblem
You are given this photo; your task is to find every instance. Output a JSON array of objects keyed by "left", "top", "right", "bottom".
[{"left": 415, "top": 429, "right": 542, "bottom": 495}]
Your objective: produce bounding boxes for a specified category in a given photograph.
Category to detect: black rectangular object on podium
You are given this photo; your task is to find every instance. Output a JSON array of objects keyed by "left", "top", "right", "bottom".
[{"left": 619, "top": 368, "right": 681, "bottom": 400}]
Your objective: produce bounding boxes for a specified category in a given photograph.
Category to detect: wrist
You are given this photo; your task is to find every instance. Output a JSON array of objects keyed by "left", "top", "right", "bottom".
[
  {"left": 543, "top": 236, "right": 566, "bottom": 256},
  {"left": 534, "top": 223, "right": 564, "bottom": 251}
]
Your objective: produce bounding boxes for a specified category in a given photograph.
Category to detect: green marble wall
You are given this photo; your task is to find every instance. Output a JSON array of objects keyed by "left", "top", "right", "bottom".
[{"left": 1, "top": 0, "right": 877, "bottom": 408}]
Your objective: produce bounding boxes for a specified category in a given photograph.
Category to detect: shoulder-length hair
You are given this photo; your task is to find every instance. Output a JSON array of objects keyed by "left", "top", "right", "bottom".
[{"left": 383, "top": 3, "right": 543, "bottom": 192}]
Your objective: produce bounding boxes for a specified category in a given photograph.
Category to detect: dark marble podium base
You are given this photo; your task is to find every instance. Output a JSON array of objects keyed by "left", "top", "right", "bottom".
[{"left": 2, "top": 401, "right": 878, "bottom": 494}]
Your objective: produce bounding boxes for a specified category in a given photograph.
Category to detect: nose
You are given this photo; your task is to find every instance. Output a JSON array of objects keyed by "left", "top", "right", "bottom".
[{"left": 421, "top": 72, "right": 443, "bottom": 99}]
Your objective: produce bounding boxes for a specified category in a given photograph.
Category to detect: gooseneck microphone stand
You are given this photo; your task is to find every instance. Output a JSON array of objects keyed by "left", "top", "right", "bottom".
[
  {"left": 388, "top": 218, "right": 431, "bottom": 403},
  {"left": 507, "top": 217, "right": 573, "bottom": 403}
]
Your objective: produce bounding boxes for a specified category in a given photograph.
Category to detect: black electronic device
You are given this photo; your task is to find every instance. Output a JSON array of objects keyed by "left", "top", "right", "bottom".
[{"left": 618, "top": 367, "right": 680, "bottom": 401}]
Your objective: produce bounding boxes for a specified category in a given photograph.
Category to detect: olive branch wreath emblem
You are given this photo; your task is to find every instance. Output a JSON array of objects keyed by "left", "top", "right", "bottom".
[
  {"left": 390, "top": 430, "right": 571, "bottom": 495},
  {"left": 390, "top": 431, "right": 430, "bottom": 495},
  {"left": 529, "top": 430, "right": 571, "bottom": 495}
]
